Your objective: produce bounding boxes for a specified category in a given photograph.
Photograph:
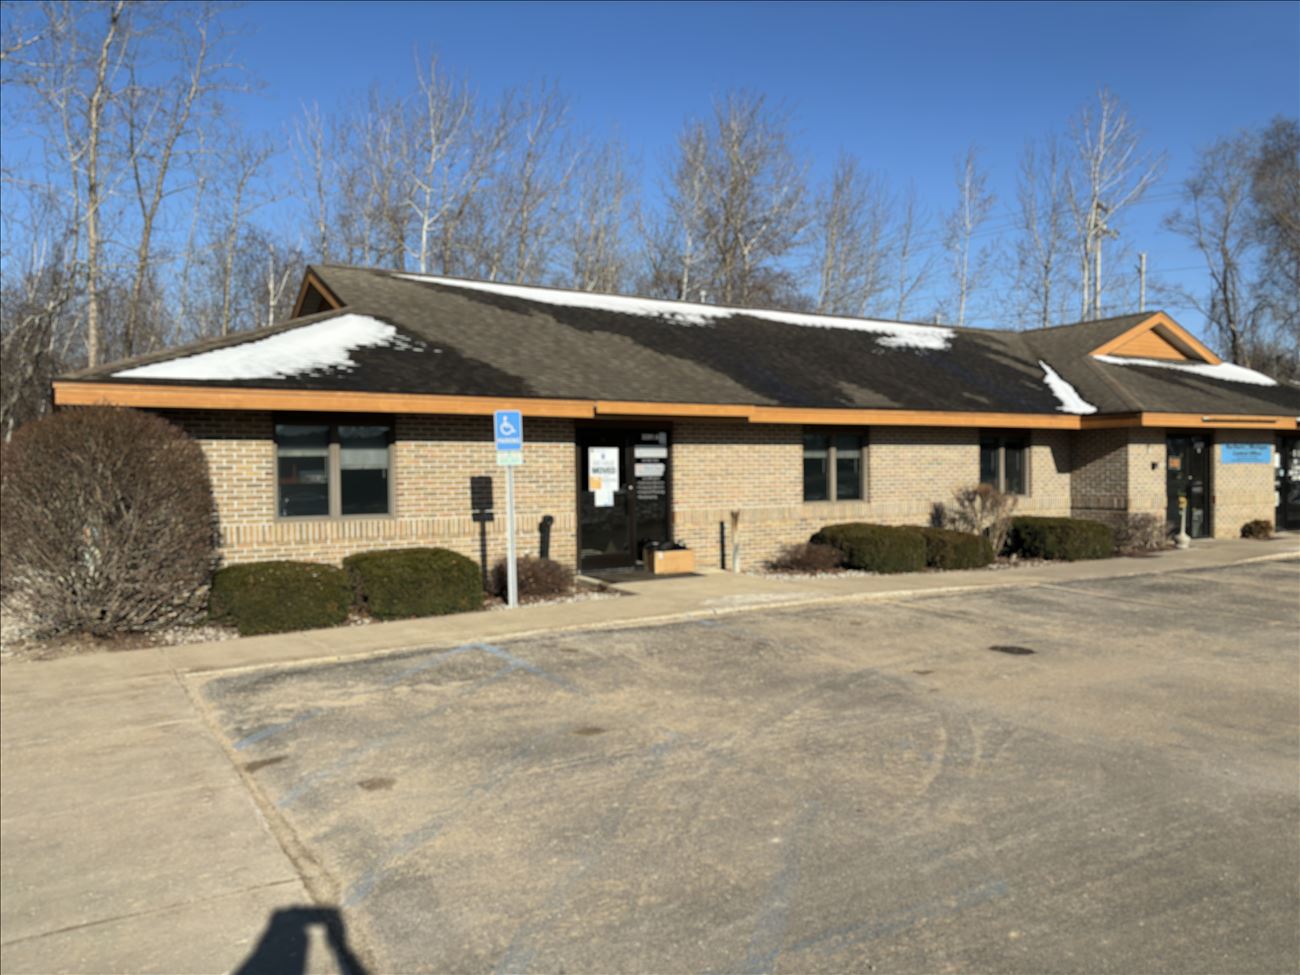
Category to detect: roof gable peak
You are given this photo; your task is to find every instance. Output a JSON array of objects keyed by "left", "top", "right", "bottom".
[{"left": 1088, "top": 312, "right": 1220, "bottom": 365}]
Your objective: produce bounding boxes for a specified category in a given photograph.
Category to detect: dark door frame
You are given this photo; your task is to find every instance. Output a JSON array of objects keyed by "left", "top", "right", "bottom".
[
  {"left": 575, "top": 423, "right": 674, "bottom": 571},
  {"left": 1166, "top": 433, "right": 1213, "bottom": 539},
  {"left": 1277, "top": 435, "right": 1300, "bottom": 531}
]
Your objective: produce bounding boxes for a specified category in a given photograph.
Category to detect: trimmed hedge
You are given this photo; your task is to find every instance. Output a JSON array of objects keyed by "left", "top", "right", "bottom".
[
  {"left": 210, "top": 561, "right": 352, "bottom": 636},
  {"left": 811, "top": 523, "right": 926, "bottom": 574},
  {"left": 344, "top": 547, "right": 483, "bottom": 620},
  {"left": 1007, "top": 516, "right": 1116, "bottom": 561},
  {"left": 917, "top": 527, "right": 995, "bottom": 570}
]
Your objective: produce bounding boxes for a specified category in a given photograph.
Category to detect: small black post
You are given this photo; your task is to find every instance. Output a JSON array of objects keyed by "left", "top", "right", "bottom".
[
  {"left": 538, "top": 514, "right": 554, "bottom": 560},
  {"left": 719, "top": 520, "right": 727, "bottom": 570},
  {"left": 470, "top": 476, "right": 495, "bottom": 590}
]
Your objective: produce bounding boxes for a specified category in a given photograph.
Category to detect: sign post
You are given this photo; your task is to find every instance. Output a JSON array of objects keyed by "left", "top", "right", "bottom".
[{"left": 494, "top": 410, "right": 523, "bottom": 608}]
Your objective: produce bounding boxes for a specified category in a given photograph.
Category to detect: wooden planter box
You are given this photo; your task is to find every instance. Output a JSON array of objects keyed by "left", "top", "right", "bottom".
[{"left": 648, "top": 548, "right": 694, "bottom": 575}]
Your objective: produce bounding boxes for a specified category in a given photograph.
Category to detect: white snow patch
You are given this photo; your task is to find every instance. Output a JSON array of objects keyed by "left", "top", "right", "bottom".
[
  {"left": 1038, "top": 360, "right": 1098, "bottom": 414},
  {"left": 115, "top": 314, "right": 417, "bottom": 380},
  {"left": 395, "top": 273, "right": 954, "bottom": 351},
  {"left": 1092, "top": 354, "right": 1278, "bottom": 387}
]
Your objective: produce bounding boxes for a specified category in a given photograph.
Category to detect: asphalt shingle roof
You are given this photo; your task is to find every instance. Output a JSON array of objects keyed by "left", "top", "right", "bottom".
[{"left": 64, "top": 265, "right": 1300, "bottom": 418}]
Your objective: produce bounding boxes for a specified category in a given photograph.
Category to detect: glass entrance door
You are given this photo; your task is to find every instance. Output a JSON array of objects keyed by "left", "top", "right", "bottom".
[
  {"left": 1166, "top": 435, "right": 1212, "bottom": 538},
  {"left": 578, "top": 429, "right": 671, "bottom": 570},
  {"left": 1277, "top": 437, "right": 1300, "bottom": 531}
]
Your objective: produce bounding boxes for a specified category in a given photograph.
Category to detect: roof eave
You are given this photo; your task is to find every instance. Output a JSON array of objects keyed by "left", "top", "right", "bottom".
[{"left": 50, "top": 380, "right": 1300, "bottom": 430}]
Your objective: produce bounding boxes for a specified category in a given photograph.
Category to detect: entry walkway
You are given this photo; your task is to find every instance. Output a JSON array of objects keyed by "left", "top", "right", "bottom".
[{"left": 1, "top": 535, "right": 1295, "bottom": 974}]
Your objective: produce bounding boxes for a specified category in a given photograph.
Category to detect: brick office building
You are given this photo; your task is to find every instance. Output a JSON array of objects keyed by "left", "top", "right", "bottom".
[{"left": 53, "top": 265, "right": 1300, "bottom": 574}]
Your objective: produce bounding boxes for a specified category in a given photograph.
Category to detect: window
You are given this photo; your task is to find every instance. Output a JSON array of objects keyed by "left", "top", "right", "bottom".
[
  {"left": 804, "top": 430, "right": 866, "bottom": 501},
  {"left": 276, "top": 417, "right": 393, "bottom": 517},
  {"left": 980, "top": 434, "right": 1027, "bottom": 495}
]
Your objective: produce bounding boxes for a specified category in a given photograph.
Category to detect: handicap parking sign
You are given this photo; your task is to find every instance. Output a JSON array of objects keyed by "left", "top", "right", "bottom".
[{"left": 494, "top": 410, "right": 522, "bottom": 451}]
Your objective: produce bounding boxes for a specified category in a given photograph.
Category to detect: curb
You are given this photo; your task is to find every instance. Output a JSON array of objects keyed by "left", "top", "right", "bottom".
[{"left": 174, "top": 551, "right": 1299, "bottom": 681}]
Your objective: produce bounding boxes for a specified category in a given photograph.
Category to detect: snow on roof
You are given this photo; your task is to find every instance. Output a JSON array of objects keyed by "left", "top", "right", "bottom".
[
  {"left": 1038, "top": 360, "right": 1098, "bottom": 414},
  {"left": 115, "top": 313, "right": 419, "bottom": 381},
  {"left": 1091, "top": 354, "right": 1278, "bottom": 387},
  {"left": 395, "top": 273, "right": 954, "bottom": 352}
]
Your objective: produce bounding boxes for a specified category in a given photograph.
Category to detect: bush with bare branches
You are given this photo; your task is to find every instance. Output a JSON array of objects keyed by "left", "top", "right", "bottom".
[
  {"left": 0, "top": 408, "right": 216, "bottom": 636},
  {"left": 767, "top": 542, "right": 844, "bottom": 574},
  {"left": 946, "top": 484, "right": 1018, "bottom": 556}
]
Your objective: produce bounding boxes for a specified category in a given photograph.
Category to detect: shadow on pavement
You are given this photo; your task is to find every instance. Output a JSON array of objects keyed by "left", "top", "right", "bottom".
[{"left": 233, "top": 906, "right": 369, "bottom": 975}]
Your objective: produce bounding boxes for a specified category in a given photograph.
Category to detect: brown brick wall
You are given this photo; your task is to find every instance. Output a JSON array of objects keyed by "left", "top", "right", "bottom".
[
  {"left": 1126, "top": 429, "right": 1167, "bottom": 520},
  {"left": 671, "top": 421, "right": 1073, "bottom": 570},
  {"left": 1070, "top": 428, "right": 1129, "bottom": 518},
  {"left": 161, "top": 410, "right": 575, "bottom": 571},
  {"left": 1070, "top": 427, "right": 1167, "bottom": 526},
  {"left": 159, "top": 407, "right": 1280, "bottom": 574},
  {"left": 1211, "top": 431, "right": 1276, "bottom": 538}
]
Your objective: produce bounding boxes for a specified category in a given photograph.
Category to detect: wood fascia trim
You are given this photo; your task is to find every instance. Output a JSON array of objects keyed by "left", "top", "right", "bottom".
[
  {"left": 748, "top": 406, "right": 1082, "bottom": 429},
  {"left": 594, "top": 400, "right": 753, "bottom": 419},
  {"left": 61, "top": 381, "right": 1292, "bottom": 431},
  {"left": 52, "top": 382, "right": 598, "bottom": 419}
]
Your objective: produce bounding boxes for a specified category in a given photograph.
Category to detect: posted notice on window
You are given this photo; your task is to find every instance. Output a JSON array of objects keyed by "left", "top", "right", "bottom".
[{"left": 588, "top": 447, "right": 619, "bottom": 507}]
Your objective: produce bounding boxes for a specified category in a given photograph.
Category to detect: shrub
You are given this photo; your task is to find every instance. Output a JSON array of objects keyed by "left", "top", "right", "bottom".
[
  {"left": 345, "top": 547, "right": 482, "bottom": 620},
  {"left": 1241, "top": 519, "right": 1274, "bottom": 540},
  {"left": 1007, "top": 516, "right": 1116, "bottom": 561},
  {"left": 917, "top": 527, "right": 995, "bottom": 570},
  {"left": 209, "top": 561, "right": 352, "bottom": 636},
  {"left": 811, "top": 523, "right": 926, "bottom": 574},
  {"left": 767, "top": 542, "right": 844, "bottom": 573},
  {"left": 0, "top": 407, "right": 216, "bottom": 637},
  {"left": 489, "top": 555, "right": 575, "bottom": 601},
  {"left": 1113, "top": 512, "right": 1169, "bottom": 552},
  {"left": 947, "top": 484, "right": 1018, "bottom": 555}
]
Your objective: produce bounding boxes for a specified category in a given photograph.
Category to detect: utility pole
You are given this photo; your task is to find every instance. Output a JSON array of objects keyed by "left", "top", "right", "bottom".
[
  {"left": 1138, "top": 252, "right": 1147, "bottom": 312},
  {"left": 1091, "top": 201, "right": 1118, "bottom": 319}
]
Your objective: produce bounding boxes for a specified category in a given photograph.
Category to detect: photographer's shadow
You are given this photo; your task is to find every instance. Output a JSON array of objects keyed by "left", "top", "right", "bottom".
[{"left": 233, "top": 906, "right": 368, "bottom": 975}]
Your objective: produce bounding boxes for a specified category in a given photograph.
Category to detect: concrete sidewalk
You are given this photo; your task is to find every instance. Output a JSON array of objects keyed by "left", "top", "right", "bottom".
[
  {"left": 167, "top": 533, "right": 1299, "bottom": 676},
  {"left": 1, "top": 535, "right": 1295, "bottom": 974},
  {"left": 0, "top": 669, "right": 343, "bottom": 973}
]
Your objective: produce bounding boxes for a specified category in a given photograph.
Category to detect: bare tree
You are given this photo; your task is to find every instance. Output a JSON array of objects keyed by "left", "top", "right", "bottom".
[
  {"left": 654, "top": 91, "right": 808, "bottom": 308},
  {"left": 0, "top": 231, "right": 76, "bottom": 438},
  {"left": 209, "top": 135, "right": 275, "bottom": 337},
  {"left": 408, "top": 55, "right": 473, "bottom": 273},
  {"left": 292, "top": 102, "right": 333, "bottom": 262},
  {"left": 78, "top": 0, "right": 124, "bottom": 367},
  {"left": 893, "top": 185, "right": 931, "bottom": 320},
  {"left": 121, "top": 3, "right": 231, "bottom": 356},
  {"left": 433, "top": 94, "right": 516, "bottom": 277},
  {"left": 563, "top": 138, "right": 636, "bottom": 292},
  {"left": 810, "top": 154, "right": 894, "bottom": 316},
  {"left": 475, "top": 82, "right": 574, "bottom": 283},
  {"left": 1068, "top": 88, "right": 1165, "bottom": 319},
  {"left": 944, "top": 145, "right": 995, "bottom": 326},
  {"left": 1013, "top": 135, "right": 1073, "bottom": 328},
  {"left": 1250, "top": 117, "right": 1300, "bottom": 366},
  {"left": 2, "top": 0, "right": 133, "bottom": 368},
  {"left": 1164, "top": 132, "right": 1258, "bottom": 365}
]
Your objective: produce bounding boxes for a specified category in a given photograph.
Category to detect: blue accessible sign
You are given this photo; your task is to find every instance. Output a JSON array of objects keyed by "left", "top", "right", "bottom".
[
  {"left": 493, "top": 409, "right": 524, "bottom": 608},
  {"left": 494, "top": 410, "right": 522, "bottom": 450}
]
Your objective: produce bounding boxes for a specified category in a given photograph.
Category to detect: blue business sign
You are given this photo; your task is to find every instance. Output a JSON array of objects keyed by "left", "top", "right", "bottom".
[
  {"left": 1220, "top": 442, "right": 1272, "bottom": 465},
  {"left": 494, "top": 410, "right": 523, "bottom": 451}
]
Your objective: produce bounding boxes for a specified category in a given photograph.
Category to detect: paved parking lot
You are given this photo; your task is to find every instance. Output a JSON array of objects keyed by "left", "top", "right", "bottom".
[{"left": 198, "top": 560, "right": 1300, "bottom": 973}]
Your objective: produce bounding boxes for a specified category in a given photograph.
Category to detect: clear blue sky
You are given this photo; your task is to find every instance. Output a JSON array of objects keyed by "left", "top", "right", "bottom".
[{"left": 232, "top": 1, "right": 1299, "bottom": 332}]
